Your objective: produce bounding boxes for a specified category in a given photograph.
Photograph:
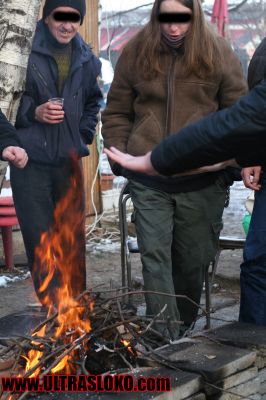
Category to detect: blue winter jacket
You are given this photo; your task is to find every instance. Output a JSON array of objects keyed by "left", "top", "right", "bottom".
[
  {"left": 15, "top": 20, "right": 102, "bottom": 165},
  {"left": 151, "top": 69, "right": 266, "bottom": 174}
]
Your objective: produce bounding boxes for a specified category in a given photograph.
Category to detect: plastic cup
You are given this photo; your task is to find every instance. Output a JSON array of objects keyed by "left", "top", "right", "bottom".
[{"left": 48, "top": 97, "right": 64, "bottom": 107}]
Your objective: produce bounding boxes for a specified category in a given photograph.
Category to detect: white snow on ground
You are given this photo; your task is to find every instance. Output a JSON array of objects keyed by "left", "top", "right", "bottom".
[
  {"left": 0, "top": 271, "right": 30, "bottom": 287},
  {"left": 86, "top": 239, "right": 121, "bottom": 254}
]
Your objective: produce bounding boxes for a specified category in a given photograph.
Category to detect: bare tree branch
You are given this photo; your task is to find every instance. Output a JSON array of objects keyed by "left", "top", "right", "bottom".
[{"left": 103, "top": 3, "right": 153, "bottom": 19}]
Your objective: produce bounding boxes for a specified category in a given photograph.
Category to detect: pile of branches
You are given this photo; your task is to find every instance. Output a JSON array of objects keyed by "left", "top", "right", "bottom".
[{"left": 0, "top": 288, "right": 207, "bottom": 400}]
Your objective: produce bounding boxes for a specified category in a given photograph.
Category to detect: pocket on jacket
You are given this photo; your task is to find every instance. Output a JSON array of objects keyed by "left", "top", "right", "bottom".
[
  {"left": 17, "top": 124, "right": 62, "bottom": 164},
  {"left": 17, "top": 125, "right": 48, "bottom": 162},
  {"left": 128, "top": 111, "right": 162, "bottom": 155}
]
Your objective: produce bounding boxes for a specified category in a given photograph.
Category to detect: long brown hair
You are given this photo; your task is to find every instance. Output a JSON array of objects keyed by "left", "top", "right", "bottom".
[{"left": 133, "top": 0, "right": 222, "bottom": 79}]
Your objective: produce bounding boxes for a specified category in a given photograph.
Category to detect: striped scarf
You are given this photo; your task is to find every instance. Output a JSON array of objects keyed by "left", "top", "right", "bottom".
[{"left": 161, "top": 31, "right": 186, "bottom": 49}]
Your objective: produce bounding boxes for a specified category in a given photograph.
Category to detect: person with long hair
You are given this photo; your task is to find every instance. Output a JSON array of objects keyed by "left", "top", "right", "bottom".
[{"left": 102, "top": 0, "right": 247, "bottom": 339}]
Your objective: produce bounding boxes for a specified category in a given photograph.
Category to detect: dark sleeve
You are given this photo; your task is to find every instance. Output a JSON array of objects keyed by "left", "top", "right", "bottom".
[
  {"left": 233, "top": 38, "right": 266, "bottom": 167},
  {"left": 79, "top": 56, "right": 103, "bottom": 145},
  {"left": 236, "top": 147, "right": 266, "bottom": 167},
  {"left": 0, "top": 109, "right": 20, "bottom": 155},
  {"left": 248, "top": 38, "right": 266, "bottom": 89},
  {"left": 150, "top": 78, "right": 266, "bottom": 175}
]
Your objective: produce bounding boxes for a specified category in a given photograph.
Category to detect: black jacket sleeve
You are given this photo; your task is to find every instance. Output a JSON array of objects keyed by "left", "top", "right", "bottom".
[
  {"left": 248, "top": 38, "right": 266, "bottom": 89},
  {"left": 0, "top": 109, "right": 20, "bottom": 156},
  {"left": 234, "top": 38, "right": 266, "bottom": 167},
  {"left": 150, "top": 75, "right": 266, "bottom": 174}
]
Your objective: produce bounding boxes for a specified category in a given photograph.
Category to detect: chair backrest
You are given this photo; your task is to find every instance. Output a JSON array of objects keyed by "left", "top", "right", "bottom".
[
  {"left": 118, "top": 181, "right": 131, "bottom": 241},
  {"left": 118, "top": 181, "right": 138, "bottom": 289}
]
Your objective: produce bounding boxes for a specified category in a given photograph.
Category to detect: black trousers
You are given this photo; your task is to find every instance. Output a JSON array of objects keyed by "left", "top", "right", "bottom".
[{"left": 10, "top": 160, "right": 86, "bottom": 306}]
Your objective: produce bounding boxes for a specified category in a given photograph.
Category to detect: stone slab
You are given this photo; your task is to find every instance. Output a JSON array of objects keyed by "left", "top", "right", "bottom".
[
  {"left": 208, "top": 376, "right": 260, "bottom": 399},
  {"left": 185, "top": 393, "right": 206, "bottom": 400},
  {"left": 259, "top": 368, "right": 266, "bottom": 384},
  {"left": 205, "top": 366, "right": 258, "bottom": 395},
  {"left": 205, "top": 322, "right": 266, "bottom": 350},
  {"left": 156, "top": 340, "right": 256, "bottom": 382},
  {"left": 205, "top": 322, "right": 266, "bottom": 368},
  {"left": 260, "top": 379, "right": 266, "bottom": 395}
]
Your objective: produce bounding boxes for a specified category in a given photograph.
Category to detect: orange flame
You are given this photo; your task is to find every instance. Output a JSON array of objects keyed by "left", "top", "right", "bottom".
[
  {"left": 23, "top": 326, "right": 46, "bottom": 377},
  {"left": 121, "top": 339, "right": 134, "bottom": 354},
  {"left": 25, "top": 157, "right": 92, "bottom": 375}
]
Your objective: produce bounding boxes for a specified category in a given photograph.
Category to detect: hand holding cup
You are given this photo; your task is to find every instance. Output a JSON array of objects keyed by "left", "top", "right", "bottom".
[{"left": 35, "top": 97, "right": 65, "bottom": 124}]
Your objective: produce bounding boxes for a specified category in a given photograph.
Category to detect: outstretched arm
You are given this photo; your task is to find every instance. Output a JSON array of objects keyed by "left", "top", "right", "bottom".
[
  {"left": 104, "top": 147, "right": 238, "bottom": 176},
  {"left": 104, "top": 147, "right": 155, "bottom": 174},
  {"left": 149, "top": 79, "right": 266, "bottom": 175},
  {"left": 105, "top": 74, "right": 266, "bottom": 176}
]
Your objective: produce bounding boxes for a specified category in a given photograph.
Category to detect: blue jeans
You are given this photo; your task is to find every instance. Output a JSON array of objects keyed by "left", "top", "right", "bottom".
[{"left": 239, "top": 174, "right": 266, "bottom": 325}]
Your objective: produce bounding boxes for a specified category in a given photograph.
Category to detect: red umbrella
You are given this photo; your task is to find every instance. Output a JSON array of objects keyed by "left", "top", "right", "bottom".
[{"left": 211, "top": 0, "right": 229, "bottom": 37}]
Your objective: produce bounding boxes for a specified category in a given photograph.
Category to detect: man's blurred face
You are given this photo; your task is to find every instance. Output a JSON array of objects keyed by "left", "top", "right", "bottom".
[{"left": 45, "top": 6, "right": 81, "bottom": 44}]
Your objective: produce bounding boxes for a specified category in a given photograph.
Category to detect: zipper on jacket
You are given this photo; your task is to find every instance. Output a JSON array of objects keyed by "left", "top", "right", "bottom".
[
  {"left": 31, "top": 63, "right": 49, "bottom": 89},
  {"left": 165, "top": 54, "right": 177, "bottom": 137}
]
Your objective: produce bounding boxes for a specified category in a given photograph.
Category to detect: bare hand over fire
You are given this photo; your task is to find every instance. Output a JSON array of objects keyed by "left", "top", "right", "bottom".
[{"left": 104, "top": 147, "right": 156, "bottom": 175}]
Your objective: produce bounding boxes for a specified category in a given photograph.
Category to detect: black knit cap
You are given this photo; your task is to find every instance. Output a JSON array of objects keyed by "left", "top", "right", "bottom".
[{"left": 43, "top": 0, "right": 86, "bottom": 24}]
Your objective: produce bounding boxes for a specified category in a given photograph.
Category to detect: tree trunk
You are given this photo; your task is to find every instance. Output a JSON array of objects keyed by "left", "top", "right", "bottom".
[
  {"left": 0, "top": 0, "right": 41, "bottom": 186},
  {"left": 80, "top": 0, "right": 102, "bottom": 219},
  {"left": 0, "top": 0, "right": 41, "bottom": 121}
]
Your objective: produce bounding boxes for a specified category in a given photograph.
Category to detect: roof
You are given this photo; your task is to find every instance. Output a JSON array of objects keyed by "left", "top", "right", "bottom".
[{"left": 100, "top": 27, "right": 141, "bottom": 52}]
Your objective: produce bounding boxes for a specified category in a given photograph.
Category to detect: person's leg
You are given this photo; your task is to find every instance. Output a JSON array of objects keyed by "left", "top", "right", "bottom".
[
  {"left": 171, "top": 180, "right": 226, "bottom": 330},
  {"left": 129, "top": 180, "right": 180, "bottom": 340},
  {"left": 10, "top": 162, "right": 55, "bottom": 304},
  {"left": 51, "top": 160, "right": 87, "bottom": 299},
  {"left": 11, "top": 160, "right": 86, "bottom": 305},
  {"left": 240, "top": 175, "right": 266, "bottom": 325}
]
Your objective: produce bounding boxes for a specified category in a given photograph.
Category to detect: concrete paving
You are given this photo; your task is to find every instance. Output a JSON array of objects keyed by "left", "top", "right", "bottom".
[{"left": 0, "top": 182, "right": 250, "bottom": 329}]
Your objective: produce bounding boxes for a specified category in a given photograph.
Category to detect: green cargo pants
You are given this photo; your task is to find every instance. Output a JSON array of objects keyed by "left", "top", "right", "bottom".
[{"left": 129, "top": 177, "right": 227, "bottom": 339}]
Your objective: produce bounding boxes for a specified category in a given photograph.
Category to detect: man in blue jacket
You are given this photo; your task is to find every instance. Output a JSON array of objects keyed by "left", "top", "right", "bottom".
[{"left": 10, "top": 0, "right": 102, "bottom": 307}]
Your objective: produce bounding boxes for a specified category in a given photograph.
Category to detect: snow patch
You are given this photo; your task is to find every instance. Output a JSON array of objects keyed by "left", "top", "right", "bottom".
[{"left": 0, "top": 271, "right": 30, "bottom": 287}]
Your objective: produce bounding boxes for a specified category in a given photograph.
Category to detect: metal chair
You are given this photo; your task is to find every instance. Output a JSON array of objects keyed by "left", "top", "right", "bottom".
[{"left": 118, "top": 181, "right": 245, "bottom": 329}]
